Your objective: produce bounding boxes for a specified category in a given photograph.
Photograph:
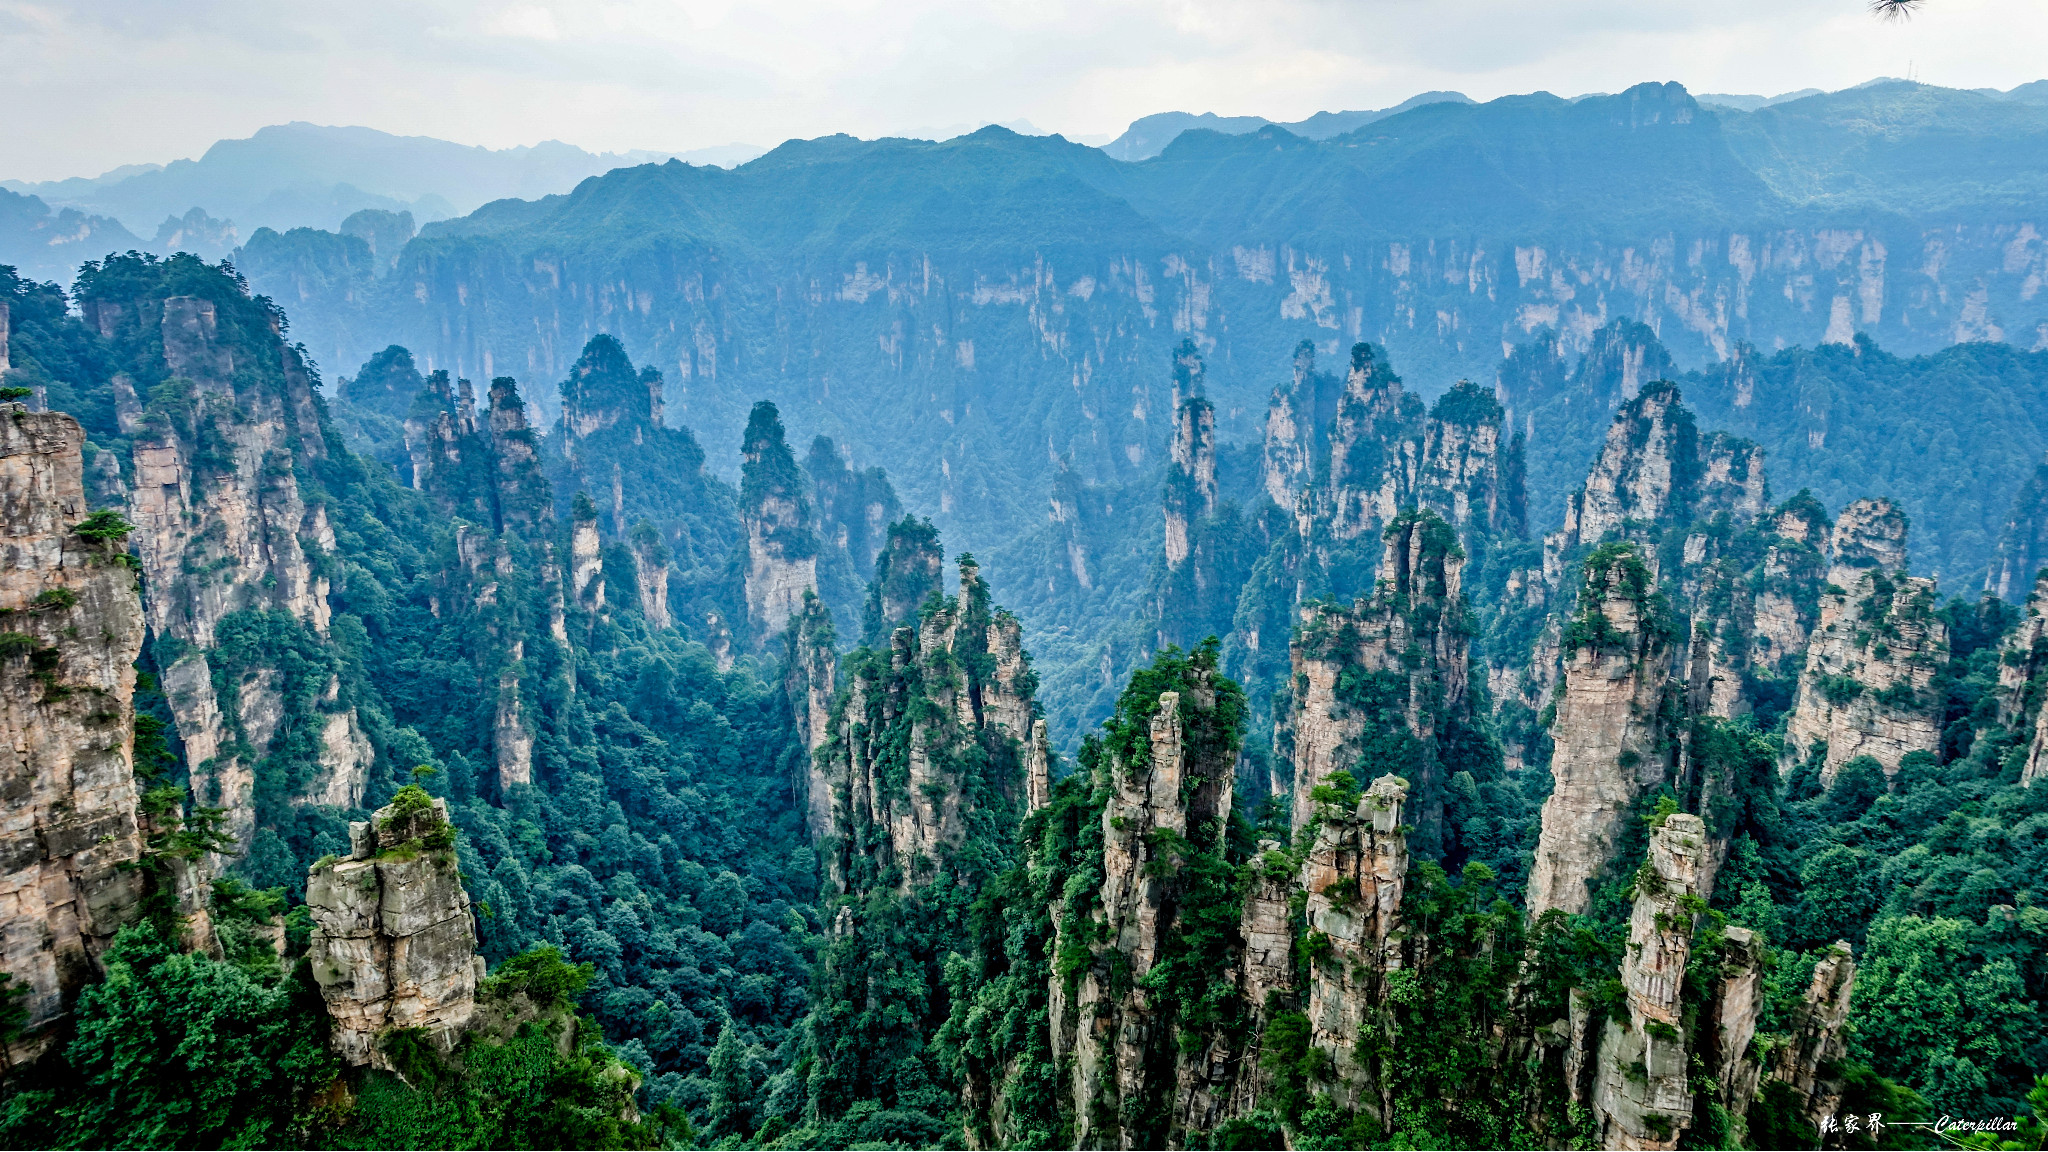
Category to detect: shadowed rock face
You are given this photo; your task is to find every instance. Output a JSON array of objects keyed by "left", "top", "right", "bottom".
[
  {"left": 0, "top": 406, "right": 153, "bottom": 1061},
  {"left": 306, "top": 793, "right": 480, "bottom": 1068}
]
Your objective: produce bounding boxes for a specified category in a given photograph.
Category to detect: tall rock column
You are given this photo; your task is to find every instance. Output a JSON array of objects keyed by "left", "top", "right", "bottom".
[
  {"left": 1768, "top": 942, "right": 1858, "bottom": 1132},
  {"left": 1070, "top": 677, "right": 1236, "bottom": 1150},
  {"left": 740, "top": 401, "right": 819, "bottom": 643},
  {"left": 1527, "top": 543, "right": 1674, "bottom": 919},
  {"left": 0, "top": 406, "right": 150, "bottom": 1062},
  {"left": 306, "top": 792, "right": 481, "bottom": 1067},
  {"left": 785, "top": 593, "right": 839, "bottom": 841},
  {"left": 1779, "top": 499, "right": 1947, "bottom": 784},
  {"left": 1298, "top": 774, "right": 1410, "bottom": 1118},
  {"left": 1283, "top": 510, "right": 1469, "bottom": 845},
  {"left": 1591, "top": 812, "right": 1707, "bottom": 1150},
  {"left": 114, "top": 291, "right": 369, "bottom": 853}
]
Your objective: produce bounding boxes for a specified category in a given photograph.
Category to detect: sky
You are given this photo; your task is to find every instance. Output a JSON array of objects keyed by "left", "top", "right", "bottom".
[{"left": 3, "top": 0, "right": 2044, "bottom": 181}]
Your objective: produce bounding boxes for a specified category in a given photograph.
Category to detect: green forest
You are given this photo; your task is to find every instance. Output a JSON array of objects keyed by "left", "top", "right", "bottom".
[{"left": 0, "top": 238, "right": 2043, "bottom": 1152}]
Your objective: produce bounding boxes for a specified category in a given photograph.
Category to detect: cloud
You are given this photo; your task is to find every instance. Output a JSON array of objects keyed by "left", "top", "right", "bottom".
[{"left": 2, "top": 0, "right": 2042, "bottom": 181}]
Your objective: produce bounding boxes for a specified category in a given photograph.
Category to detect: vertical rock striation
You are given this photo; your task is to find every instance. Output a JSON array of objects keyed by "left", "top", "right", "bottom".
[
  {"left": 306, "top": 792, "right": 480, "bottom": 1068},
  {"left": 0, "top": 406, "right": 150, "bottom": 1061},
  {"left": 1591, "top": 813, "right": 1706, "bottom": 1150},
  {"left": 1779, "top": 498, "right": 1947, "bottom": 784},
  {"left": 1281, "top": 510, "right": 1470, "bottom": 852},
  {"left": 816, "top": 558, "right": 1037, "bottom": 889},
  {"left": 106, "top": 290, "right": 373, "bottom": 854},
  {"left": 1067, "top": 673, "right": 1236, "bottom": 1150},
  {"left": 1527, "top": 543, "right": 1674, "bottom": 919},
  {"left": 740, "top": 402, "right": 819, "bottom": 643},
  {"left": 1298, "top": 774, "right": 1410, "bottom": 1117}
]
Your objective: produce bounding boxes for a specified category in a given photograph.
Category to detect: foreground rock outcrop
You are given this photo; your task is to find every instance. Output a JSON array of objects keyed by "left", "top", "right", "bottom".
[
  {"left": 0, "top": 406, "right": 151, "bottom": 1062},
  {"left": 306, "top": 791, "right": 481, "bottom": 1067}
]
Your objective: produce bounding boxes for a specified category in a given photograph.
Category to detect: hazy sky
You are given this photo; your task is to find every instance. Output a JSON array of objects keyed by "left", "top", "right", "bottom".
[{"left": 3, "top": 0, "right": 2043, "bottom": 181}]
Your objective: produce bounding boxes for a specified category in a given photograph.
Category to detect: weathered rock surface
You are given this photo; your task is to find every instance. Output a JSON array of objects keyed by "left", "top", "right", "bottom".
[
  {"left": 1299, "top": 774, "right": 1410, "bottom": 1117},
  {"left": 1066, "top": 675, "right": 1235, "bottom": 1150},
  {"left": 740, "top": 402, "right": 820, "bottom": 644},
  {"left": 0, "top": 407, "right": 151, "bottom": 1061},
  {"left": 307, "top": 793, "right": 479, "bottom": 1068},
  {"left": 1527, "top": 544, "right": 1673, "bottom": 919},
  {"left": 1779, "top": 499, "right": 1947, "bottom": 784},
  {"left": 784, "top": 594, "right": 838, "bottom": 841},
  {"left": 1281, "top": 510, "right": 1470, "bottom": 851},
  {"left": 1769, "top": 942, "right": 1858, "bottom": 1133},
  {"left": 108, "top": 292, "right": 372, "bottom": 852},
  {"left": 1417, "top": 381, "right": 1523, "bottom": 538},
  {"left": 1591, "top": 813, "right": 1706, "bottom": 1151},
  {"left": 815, "top": 559, "right": 1038, "bottom": 889}
]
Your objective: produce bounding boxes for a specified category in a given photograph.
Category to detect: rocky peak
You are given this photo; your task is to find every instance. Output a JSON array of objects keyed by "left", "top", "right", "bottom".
[
  {"left": 1697, "top": 431, "right": 1767, "bottom": 521},
  {"left": 1260, "top": 339, "right": 1323, "bottom": 511},
  {"left": 1527, "top": 542, "right": 1674, "bottom": 919},
  {"left": 1067, "top": 670, "right": 1239, "bottom": 1149},
  {"left": 806, "top": 434, "right": 902, "bottom": 576},
  {"left": 1283, "top": 509, "right": 1470, "bottom": 849},
  {"left": 107, "top": 263, "right": 372, "bottom": 857},
  {"left": 814, "top": 551, "right": 1039, "bottom": 892},
  {"left": 1164, "top": 391, "right": 1218, "bottom": 569},
  {"left": 1591, "top": 812, "right": 1707, "bottom": 1150},
  {"left": 1781, "top": 500, "right": 1947, "bottom": 784},
  {"left": 862, "top": 515, "right": 942, "bottom": 646},
  {"left": 1324, "top": 342, "right": 1423, "bottom": 542},
  {"left": 559, "top": 333, "right": 662, "bottom": 444},
  {"left": 1417, "top": 380, "right": 1523, "bottom": 539},
  {"left": 1548, "top": 381, "right": 1699, "bottom": 570},
  {"left": 1826, "top": 497, "right": 1910, "bottom": 588},
  {"left": 1770, "top": 943, "right": 1859, "bottom": 1133},
  {"left": 740, "top": 401, "right": 820, "bottom": 643},
  {"left": 306, "top": 790, "right": 481, "bottom": 1068},
  {"left": 0, "top": 406, "right": 154, "bottom": 1062},
  {"left": 1298, "top": 774, "right": 1411, "bottom": 1115}
]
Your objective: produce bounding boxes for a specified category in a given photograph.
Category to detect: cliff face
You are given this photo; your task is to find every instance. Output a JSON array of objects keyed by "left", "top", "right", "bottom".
[
  {"left": 807, "top": 435, "right": 903, "bottom": 577},
  {"left": 1321, "top": 343, "right": 1424, "bottom": 545},
  {"left": 815, "top": 559, "right": 1036, "bottom": 891},
  {"left": 739, "top": 402, "right": 819, "bottom": 644},
  {"left": 1417, "top": 381, "right": 1522, "bottom": 539},
  {"left": 104, "top": 291, "right": 373, "bottom": 854},
  {"left": 1281, "top": 510, "right": 1470, "bottom": 852},
  {"left": 1298, "top": 775, "right": 1410, "bottom": 1118},
  {"left": 405, "top": 371, "right": 552, "bottom": 534},
  {"left": 785, "top": 594, "right": 838, "bottom": 841},
  {"left": 1779, "top": 498, "right": 1947, "bottom": 784},
  {"left": 1527, "top": 543, "right": 1674, "bottom": 919},
  {"left": 1590, "top": 813, "right": 1706, "bottom": 1150},
  {"left": 1989, "top": 454, "right": 2048, "bottom": 601},
  {"left": 1543, "top": 382, "right": 1698, "bottom": 581},
  {"left": 0, "top": 406, "right": 151, "bottom": 1060},
  {"left": 1065, "top": 676, "right": 1237, "bottom": 1150},
  {"left": 306, "top": 792, "right": 481, "bottom": 1068},
  {"left": 863, "top": 516, "right": 943, "bottom": 646}
]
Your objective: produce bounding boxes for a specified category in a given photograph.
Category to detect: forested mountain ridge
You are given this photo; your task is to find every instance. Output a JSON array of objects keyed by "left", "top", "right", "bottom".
[
  {"left": 2, "top": 171, "right": 2048, "bottom": 1150},
  {"left": 217, "top": 80, "right": 2048, "bottom": 747}
]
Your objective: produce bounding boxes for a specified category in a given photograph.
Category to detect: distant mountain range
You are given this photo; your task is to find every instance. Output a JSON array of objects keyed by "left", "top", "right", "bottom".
[{"left": 0, "top": 125, "right": 765, "bottom": 280}]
